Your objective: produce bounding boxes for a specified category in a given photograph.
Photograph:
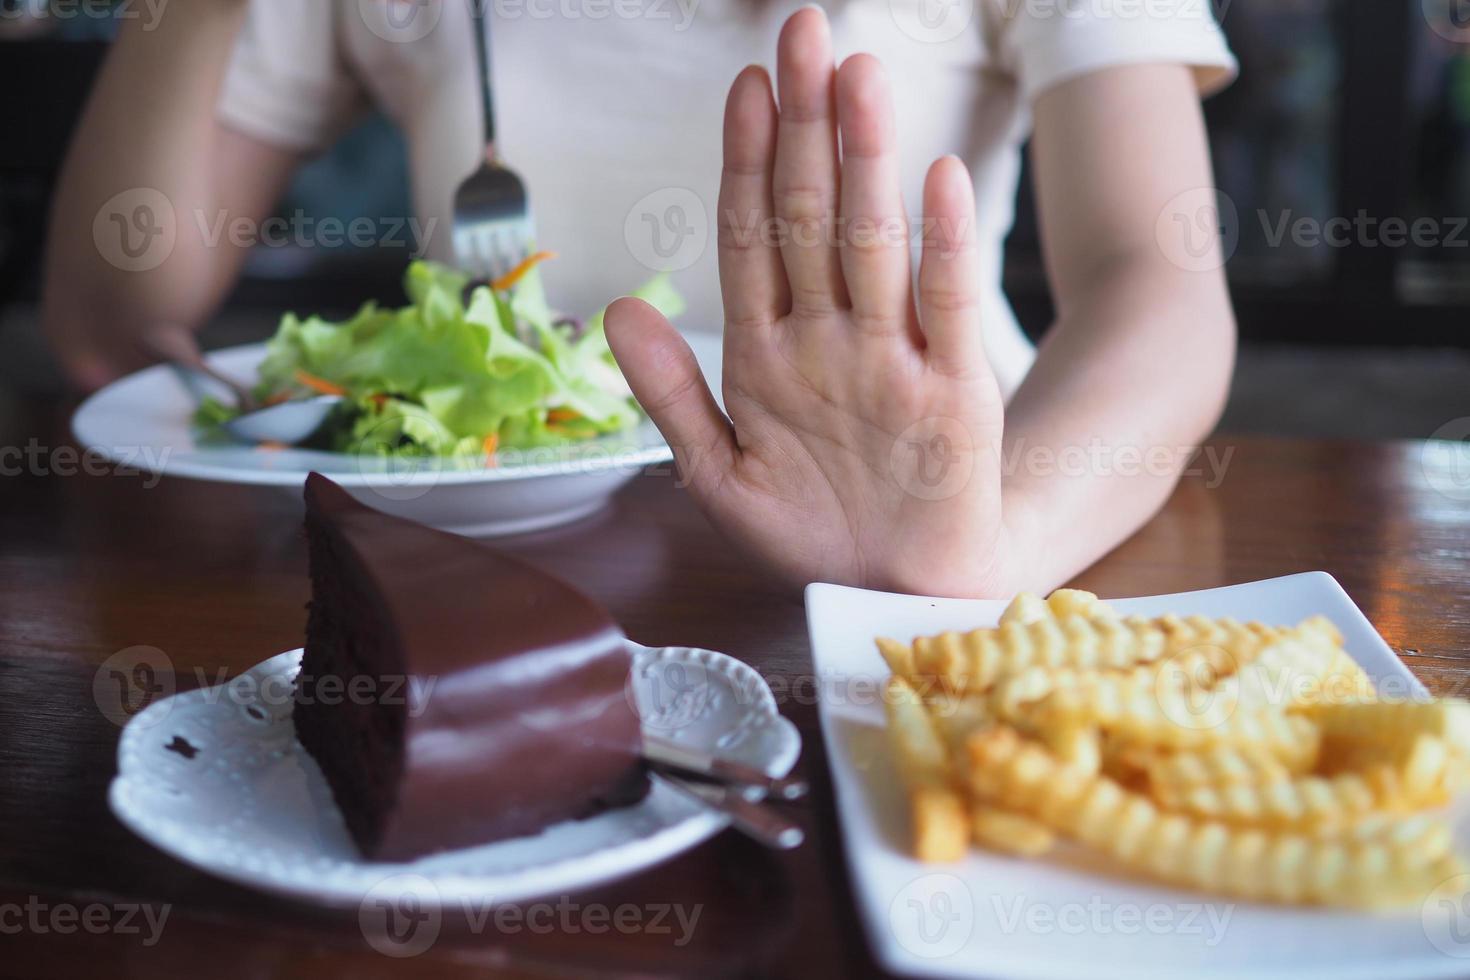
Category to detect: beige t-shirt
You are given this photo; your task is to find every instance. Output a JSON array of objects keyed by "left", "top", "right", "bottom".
[{"left": 218, "top": 0, "right": 1234, "bottom": 395}]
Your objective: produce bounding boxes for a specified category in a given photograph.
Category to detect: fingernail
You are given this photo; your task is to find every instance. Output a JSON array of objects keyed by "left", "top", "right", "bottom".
[{"left": 799, "top": 3, "right": 827, "bottom": 17}]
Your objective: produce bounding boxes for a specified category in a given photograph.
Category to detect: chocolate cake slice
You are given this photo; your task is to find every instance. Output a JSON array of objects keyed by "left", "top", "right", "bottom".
[{"left": 295, "top": 473, "right": 648, "bottom": 861}]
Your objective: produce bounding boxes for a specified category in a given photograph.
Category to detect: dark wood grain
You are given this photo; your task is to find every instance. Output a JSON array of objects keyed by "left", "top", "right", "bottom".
[{"left": 1, "top": 395, "right": 1467, "bottom": 978}]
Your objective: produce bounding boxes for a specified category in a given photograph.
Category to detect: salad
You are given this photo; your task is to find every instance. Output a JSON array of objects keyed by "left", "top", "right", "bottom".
[{"left": 196, "top": 256, "right": 682, "bottom": 458}]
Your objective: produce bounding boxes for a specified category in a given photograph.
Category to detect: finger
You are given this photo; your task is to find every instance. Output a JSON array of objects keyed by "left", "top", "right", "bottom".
[
  {"left": 917, "top": 156, "right": 986, "bottom": 374},
  {"left": 56, "top": 349, "right": 118, "bottom": 393},
  {"left": 772, "top": 6, "right": 847, "bottom": 314},
  {"left": 718, "top": 65, "right": 788, "bottom": 335},
  {"left": 604, "top": 297, "right": 738, "bottom": 494},
  {"left": 835, "top": 54, "right": 913, "bottom": 338},
  {"left": 44, "top": 317, "right": 123, "bottom": 392}
]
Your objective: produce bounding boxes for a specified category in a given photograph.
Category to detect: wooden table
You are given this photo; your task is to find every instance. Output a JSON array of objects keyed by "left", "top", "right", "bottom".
[{"left": 2, "top": 394, "right": 1468, "bottom": 978}]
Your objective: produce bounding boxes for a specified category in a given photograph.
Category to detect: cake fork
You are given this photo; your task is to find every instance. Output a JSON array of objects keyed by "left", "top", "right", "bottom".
[
  {"left": 643, "top": 737, "right": 808, "bottom": 801},
  {"left": 661, "top": 774, "right": 806, "bottom": 850},
  {"left": 452, "top": 4, "right": 533, "bottom": 282}
]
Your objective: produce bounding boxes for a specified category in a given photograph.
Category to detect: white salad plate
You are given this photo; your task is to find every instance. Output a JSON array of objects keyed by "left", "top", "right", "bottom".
[
  {"left": 108, "top": 641, "right": 799, "bottom": 908},
  {"left": 804, "top": 572, "right": 1470, "bottom": 980},
  {"left": 72, "top": 334, "right": 723, "bottom": 537}
]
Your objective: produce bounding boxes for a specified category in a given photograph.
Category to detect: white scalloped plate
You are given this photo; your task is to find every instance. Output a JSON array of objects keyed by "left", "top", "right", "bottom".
[
  {"left": 109, "top": 641, "right": 799, "bottom": 907},
  {"left": 806, "top": 572, "right": 1470, "bottom": 980}
]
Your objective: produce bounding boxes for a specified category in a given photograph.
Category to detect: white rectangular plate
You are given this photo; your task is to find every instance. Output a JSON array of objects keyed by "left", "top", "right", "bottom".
[{"left": 805, "top": 572, "right": 1470, "bottom": 980}]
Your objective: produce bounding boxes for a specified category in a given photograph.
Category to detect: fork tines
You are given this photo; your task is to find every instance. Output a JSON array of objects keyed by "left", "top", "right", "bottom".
[{"left": 452, "top": 164, "right": 535, "bottom": 283}]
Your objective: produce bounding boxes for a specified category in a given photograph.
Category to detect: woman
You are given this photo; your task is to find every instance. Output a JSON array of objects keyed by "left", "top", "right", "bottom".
[{"left": 43, "top": 0, "right": 1238, "bottom": 596}]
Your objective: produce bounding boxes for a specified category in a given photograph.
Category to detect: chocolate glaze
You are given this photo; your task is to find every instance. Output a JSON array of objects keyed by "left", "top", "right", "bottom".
[{"left": 295, "top": 473, "right": 648, "bottom": 861}]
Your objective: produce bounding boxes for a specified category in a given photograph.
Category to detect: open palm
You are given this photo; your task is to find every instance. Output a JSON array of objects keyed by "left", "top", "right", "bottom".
[{"left": 606, "top": 9, "right": 1022, "bottom": 597}]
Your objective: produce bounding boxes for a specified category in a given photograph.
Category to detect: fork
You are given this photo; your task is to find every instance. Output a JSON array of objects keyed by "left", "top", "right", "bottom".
[{"left": 452, "top": 4, "right": 533, "bottom": 282}]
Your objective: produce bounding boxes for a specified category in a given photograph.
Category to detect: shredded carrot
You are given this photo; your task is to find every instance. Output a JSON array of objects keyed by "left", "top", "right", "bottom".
[
  {"left": 264, "top": 391, "right": 292, "bottom": 407},
  {"left": 369, "top": 393, "right": 390, "bottom": 409},
  {"left": 294, "top": 369, "right": 346, "bottom": 397},
  {"left": 546, "top": 407, "right": 582, "bottom": 425},
  {"left": 490, "top": 250, "right": 557, "bottom": 292},
  {"left": 257, "top": 441, "right": 288, "bottom": 452},
  {"left": 482, "top": 433, "right": 500, "bottom": 468}
]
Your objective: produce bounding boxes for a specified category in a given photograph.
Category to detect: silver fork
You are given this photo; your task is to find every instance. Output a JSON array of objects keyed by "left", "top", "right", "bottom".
[{"left": 452, "top": 4, "right": 533, "bottom": 282}]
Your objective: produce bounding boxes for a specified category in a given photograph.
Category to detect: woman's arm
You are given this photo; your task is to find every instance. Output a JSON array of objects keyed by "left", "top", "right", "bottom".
[
  {"left": 43, "top": 0, "right": 301, "bottom": 389},
  {"left": 1003, "top": 63, "right": 1237, "bottom": 587},
  {"left": 606, "top": 11, "right": 1235, "bottom": 596}
]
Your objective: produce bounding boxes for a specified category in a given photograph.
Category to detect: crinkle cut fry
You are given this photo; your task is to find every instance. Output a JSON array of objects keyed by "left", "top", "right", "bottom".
[
  {"left": 1155, "top": 736, "right": 1463, "bottom": 828},
  {"left": 909, "top": 614, "right": 1292, "bottom": 695},
  {"left": 1148, "top": 744, "right": 1293, "bottom": 792},
  {"left": 1211, "top": 632, "right": 1346, "bottom": 712},
  {"left": 999, "top": 589, "right": 1119, "bottom": 627},
  {"left": 1040, "top": 675, "right": 1323, "bottom": 770},
  {"left": 1316, "top": 699, "right": 1470, "bottom": 753},
  {"left": 884, "top": 676, "right": 969, "bottom": 861},
  {"left": 965, "top": 727, "right": 1460, "bottom": 908}
]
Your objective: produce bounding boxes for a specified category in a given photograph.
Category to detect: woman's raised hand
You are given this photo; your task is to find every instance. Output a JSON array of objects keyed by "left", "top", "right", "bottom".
[{"left": 606, "top": 7, "right": 1028, "bottom": 596}]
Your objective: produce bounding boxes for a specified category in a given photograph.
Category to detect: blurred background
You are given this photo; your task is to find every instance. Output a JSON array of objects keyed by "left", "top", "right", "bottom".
[{"left": 0, "top": 0, "right": 1466, "bottom": 437}]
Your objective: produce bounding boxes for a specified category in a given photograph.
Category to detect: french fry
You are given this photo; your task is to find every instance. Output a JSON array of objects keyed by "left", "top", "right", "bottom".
[
  {"left": 1148, "top": 744, "right": 1293, "bottom": 796},
  {"left": 1040, "top": 677, "right": 1323, "bottom": 770},
  {"left": 876, "top": 636, "right": 916, "bottom": 682},
  {"left": 1153, "top": 766, "right": 1429, "bottom": 830},
  {"left": 1319, "top": 812, "right": 1455, "bottom": 850},
  {"left": 923, "top": 692, "right": 995, "bottom": 758},
  {"left": 1042, "top": 722, "right": 1102, "bottom": 776},
  {"left": 966, "top": 727, "right": 1462, "bottom": 908},
  {"left": 1148, "top": 616, "right": 1300, "bottom": 686},
  {"left": 1316, "top": 698, "right": 1470, "bottom": 755},
  {"left": 1100, "top": 735, "right": 1160, "bottom": 786},
  {"left": 875, "top": 595, "right": 1470, "bottom": 911},
  {"left": 971, "top": 806, "right": 1056, "bottom": 857},
  {"left": 989, "top": 665, "right": 1159, "bottom": 723},
  {"left": 883, "top": 676, "right": 969, "bottom": 861},
  {"left": 999, "top": 589, "right": 1117, "bottom": 627},
  {"left": 908, "top": 787, "right": 969, "bottom": 863},
  {"left": 1046, "top": 589, "right": 1118, "bottom": 621},
  {"left": 1208, "top": 632, "right": 1344, "bottom": 713},
  {"left": 1310, "top": 650, "right": 1376, "bottom": 706},
  {"left": 912, "top": 614, "right": 1297, "bottom": 695},
  {"left": 911, "top": 617, "right": 1154, "bottom": 693},
  {"left": 998, "top": 592, "right": 1052, "bottom": 627}
]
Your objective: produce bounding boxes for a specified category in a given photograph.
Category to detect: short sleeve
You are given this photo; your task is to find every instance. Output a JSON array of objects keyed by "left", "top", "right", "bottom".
[
  {"left": 992, "top": 0, "right": 1238, "bottom": 105},
  {"left": 216, "top": 0, "right": 364, "bottom": 154}
]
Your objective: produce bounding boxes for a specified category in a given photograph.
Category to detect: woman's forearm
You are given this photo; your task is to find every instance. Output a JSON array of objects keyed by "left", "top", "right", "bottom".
[
  {"left": 1001, "top": 252, "right": 1236, "bottom": 589},
  {"left": 1001, "top": 62, "right": 1237, "bottom": 591},
  {"left": 42, "top": 0, "right": 267, "bottom": 385}
]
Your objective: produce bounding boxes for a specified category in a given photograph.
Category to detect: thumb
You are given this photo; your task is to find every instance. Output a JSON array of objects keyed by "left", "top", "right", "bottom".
[{"left": 605, "top": 297, "right": 736, "bottom": 494}]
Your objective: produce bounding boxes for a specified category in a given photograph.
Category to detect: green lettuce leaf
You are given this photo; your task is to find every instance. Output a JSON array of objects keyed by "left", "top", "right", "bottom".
[{"left": 207, "top": 259, "right": 675, "bottom": 456}]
